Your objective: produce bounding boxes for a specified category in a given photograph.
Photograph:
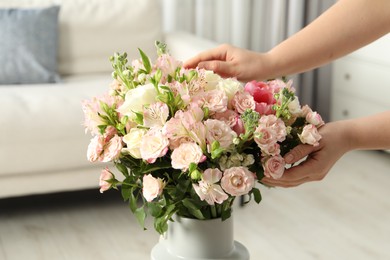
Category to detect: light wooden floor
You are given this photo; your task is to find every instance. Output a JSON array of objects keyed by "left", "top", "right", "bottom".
[{"left": 1, "top": 150, "right": 390, "bottom": 260}]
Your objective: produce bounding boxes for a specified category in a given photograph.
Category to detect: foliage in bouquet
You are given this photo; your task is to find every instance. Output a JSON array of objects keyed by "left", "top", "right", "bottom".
[{"left": 82, "top": 42, "right": 324, "bottom": 234}]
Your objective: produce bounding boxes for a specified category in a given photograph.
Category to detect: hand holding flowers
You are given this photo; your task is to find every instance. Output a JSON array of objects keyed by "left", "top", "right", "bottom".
[{"left": 82, "top": 42, "right": 324, "bottom": 234}]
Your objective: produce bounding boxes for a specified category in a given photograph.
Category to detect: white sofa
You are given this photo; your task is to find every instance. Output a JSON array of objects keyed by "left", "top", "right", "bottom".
[{"left": 0, "top": 0, "right": 217, "bottom": 198}]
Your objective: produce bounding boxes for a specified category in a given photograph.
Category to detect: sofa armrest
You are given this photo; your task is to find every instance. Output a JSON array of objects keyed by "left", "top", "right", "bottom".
[{"left": 163, "top": 31, "right": 219, "bottom": 62}]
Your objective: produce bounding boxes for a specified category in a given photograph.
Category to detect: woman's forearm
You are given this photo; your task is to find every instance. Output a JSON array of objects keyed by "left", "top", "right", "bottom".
[
  {"left": 344, "top": 111, "right": 390, "bottom": 151},
  {"left": 264, "top": 0, "right": 390, "bottom": 79}
]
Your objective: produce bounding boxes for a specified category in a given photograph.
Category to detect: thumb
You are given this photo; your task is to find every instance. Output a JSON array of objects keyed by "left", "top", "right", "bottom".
[{"left": 284, "top": 144, "right": 316, "bottom": 164}]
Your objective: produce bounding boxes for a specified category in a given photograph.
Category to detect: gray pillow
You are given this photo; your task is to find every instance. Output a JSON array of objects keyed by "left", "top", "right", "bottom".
[{"left": 0, "top": 6, "right": 60, "bottom": 84}]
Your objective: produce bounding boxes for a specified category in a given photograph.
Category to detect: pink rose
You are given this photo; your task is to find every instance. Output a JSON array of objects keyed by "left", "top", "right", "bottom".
[
  {"left": 231, "top": 91, "right": 256, "bottom": 114},
  {"left": 299, "top": 124, "right": 322, "bottom": 146},
  {"left": 171, "top": 142, "right": 206, "bottom": 171},
  {"left": 142, "top": 174, "right": 165, "bottom": 202},
  {"left": 87, "top": 135, "right": 105, "bottom": 162},
  {"left": 140, "top": 127, "right": 169, "bottom": 163},
  {"left": 193, "top": 168, "right": 228, "bottom": 205},
  {"left": 221, "top": 166, "right": 255, "bottom": 196},
  {"left": 99, "top": 167, "right": 114, "bottom": 193},
  {"left": 263, "top": 155, "right": 285, "bottom": 179},
  {"left": 102, "top": 134, "right": 123, "bottom": 162},
  {"left": 306, "top": 111, "right": 325, "bottom": 127}
]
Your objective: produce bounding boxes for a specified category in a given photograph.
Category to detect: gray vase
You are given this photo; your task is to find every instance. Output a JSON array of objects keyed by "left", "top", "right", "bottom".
[{"left": 151, "top": 215, "right": 250, "bottom": 260}]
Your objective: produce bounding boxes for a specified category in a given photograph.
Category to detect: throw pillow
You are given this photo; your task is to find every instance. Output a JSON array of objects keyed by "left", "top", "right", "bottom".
[{"left": 0, "top": 5, "right": 60, "bottom": 84}]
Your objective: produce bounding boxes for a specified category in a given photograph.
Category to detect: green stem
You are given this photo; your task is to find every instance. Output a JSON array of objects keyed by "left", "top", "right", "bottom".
[{"left": 210, "top": 205, "right": 217, "bottom": 218}]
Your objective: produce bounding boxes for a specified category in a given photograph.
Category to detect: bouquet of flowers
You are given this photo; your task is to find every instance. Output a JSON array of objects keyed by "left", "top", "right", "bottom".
[{"left": 82, "top": 42, "right": 324, "bottom": 234}]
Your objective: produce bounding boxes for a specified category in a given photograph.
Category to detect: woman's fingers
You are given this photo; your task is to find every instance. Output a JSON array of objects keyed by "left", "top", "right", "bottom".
[
  {"left": 183, "top": 44, "right": 229, "bottom": 69},
  {"left": 284, "top": 144, "right": 316, "bottom": 164}
]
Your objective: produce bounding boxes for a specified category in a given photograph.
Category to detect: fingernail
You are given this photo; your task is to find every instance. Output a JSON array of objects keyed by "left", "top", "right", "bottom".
[{"left": 284, "top": 154, "right": 294, "bottom": 164}]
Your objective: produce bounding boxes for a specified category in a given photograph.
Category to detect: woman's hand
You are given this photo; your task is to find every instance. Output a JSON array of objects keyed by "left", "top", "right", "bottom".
[
  {"left": 261, "top": 121, "right": 351, "bottom": 187},
  {"left": 184, "top": 44, "right": 272, "bottom": 82}
]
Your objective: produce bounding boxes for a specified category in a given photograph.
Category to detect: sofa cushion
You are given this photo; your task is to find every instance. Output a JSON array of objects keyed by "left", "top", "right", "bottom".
[
  {"left": 0, "top": 0, "right": 163, "bottom": 76},
  {"left": 0, "top": 6, "right": 60, "bottom": 84},
  {"left": 0, "top": 74, "right": 111, "bottom": 176}
]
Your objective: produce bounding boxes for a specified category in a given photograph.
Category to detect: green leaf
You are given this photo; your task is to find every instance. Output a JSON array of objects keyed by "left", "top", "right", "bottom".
[
  {"left": 135, "top": 206, "right": 147, "bottom": 230},
  {"left": 252, "top": 188, "right": 262, "bottom": 204},
  {"left": 115, "top": 162, "right": 129, "bottom": 177},
  {"left": 128, "top": 188, "right": 138, "bottom": 213},
  {"left": 148, "top": 202, "right": 163, "bottom": 217},
  {"left": 121, "top": 180, "right": 132, "bottom": 201},
  {"left": 182, "top": 199, "right": 205, "bottom": 220},
  {"left": 138, "top": 48, "right": 151, "bottom": 73},
  {"left": 154, "top": 204, "right": 177, "bottom": 235}
]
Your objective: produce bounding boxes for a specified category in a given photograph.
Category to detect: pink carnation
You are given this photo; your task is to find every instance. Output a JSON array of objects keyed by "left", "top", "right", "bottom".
[
  {"left": 204, "top": 119, "right": 237, "bottom": 150},
  {"left": 197, "top": 89, "right": 228, "bottom": 114},
  {"left": 212, "top": 109, "right": 238, "bottom": 128},
  {"left": 258, "top": 115, "right": 287, "bottom": 142}
]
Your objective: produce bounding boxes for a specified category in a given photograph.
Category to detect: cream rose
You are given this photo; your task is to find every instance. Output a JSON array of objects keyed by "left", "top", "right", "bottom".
[
  {"left": 204, "top": 70, "right": 222, "bottom": 90},
  {"left": 117, "top": 83, "right": 157, "bottom": 119},
  {"left": 217, "top": 78, "right": 243, "bottom": 103},
  {"left": 122, "top": 128, "right": 147, "bottom": 159},
  {"left": 288, "top": 97, "right": 302, "bottom": 117}
]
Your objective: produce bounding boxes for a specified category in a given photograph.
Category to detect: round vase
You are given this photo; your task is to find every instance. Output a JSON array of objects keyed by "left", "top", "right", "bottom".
[{"left": 151, "top": 215, "right": 250, "bottom": 260}]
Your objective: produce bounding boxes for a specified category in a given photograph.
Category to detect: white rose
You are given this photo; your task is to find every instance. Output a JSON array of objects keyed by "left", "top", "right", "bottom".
[
  {"left": 288, "top": 97, "right": 302, "bottom": 116},
  {"left": 122, "top": 128, "right": 147, "bottom": 158},
  {"left": 117, "top": 83, "right": 157, "bottom": 119},
  {"left": 204, "top": 70, "right": 222, "bottom": 90},
  {"left": 216, "top": 78, "right": 243, "bottom": 103}
]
